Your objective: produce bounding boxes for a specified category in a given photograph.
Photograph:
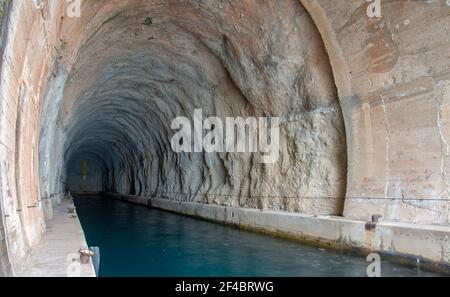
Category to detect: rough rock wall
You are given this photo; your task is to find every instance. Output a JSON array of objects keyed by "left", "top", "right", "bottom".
[
  {"left": 0, "top": 0, "right": 449, "bottom": 275},
  {"left": 60, "top": 0, "right": 346, "bottom": 215},
  {"left": 0, "top": 0, "right": 346, "bottom": 273}
]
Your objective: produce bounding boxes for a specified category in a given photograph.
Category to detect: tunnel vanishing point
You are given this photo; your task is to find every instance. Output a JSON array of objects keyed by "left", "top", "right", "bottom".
[{"left": 0, "top": 0, "right": 449, "bottom": 276}]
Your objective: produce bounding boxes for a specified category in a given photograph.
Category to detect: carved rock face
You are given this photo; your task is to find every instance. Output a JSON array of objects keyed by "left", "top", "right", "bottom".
[
  {"left": 1, "top": 0, "right": 450, "bottom": 276},
  {"left": 53, "top": 0, "right": 346, "bottom": 215}
]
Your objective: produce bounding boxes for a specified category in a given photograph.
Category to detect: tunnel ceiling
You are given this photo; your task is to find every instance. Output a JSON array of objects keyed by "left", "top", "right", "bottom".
[
  {"left": 38, "top": 0, "right": 347, "bottom": 215},
  {"left": 3, "top": 0, "right": 450, "bottom": 278}
]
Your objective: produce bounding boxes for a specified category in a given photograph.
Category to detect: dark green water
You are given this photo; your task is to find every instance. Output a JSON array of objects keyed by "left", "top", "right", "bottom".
[{"left": 74, "top": 196, "right": 442, "bottom": 277}]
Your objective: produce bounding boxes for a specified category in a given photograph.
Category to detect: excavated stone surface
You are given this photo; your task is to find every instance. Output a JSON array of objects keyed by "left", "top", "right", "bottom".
[
  {"left": 0, "top": 0, "right": 449, "bottom": 274},
  {"left": 57, "top": 0, "right": 347, "bottom": 216}
]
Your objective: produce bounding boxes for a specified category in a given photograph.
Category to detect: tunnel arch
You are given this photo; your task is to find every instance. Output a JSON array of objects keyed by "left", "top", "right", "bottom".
[
  {"left": 298, "top": 0, "right": 354, "bottom": 99},
  {"left": 0, "top": 0, "right": 351, "bottom": 274},
  {"left": 50, "top": 0, "right": 348, "bottom": 215},
  {"left": 297, "top": 0, "right": 355, "bottom": 215},
  {"left": 5, "top": 0, "right": 450, "bottom": 275}
]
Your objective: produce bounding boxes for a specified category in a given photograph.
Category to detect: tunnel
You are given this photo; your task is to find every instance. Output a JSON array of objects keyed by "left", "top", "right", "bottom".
[
  {"left": 58, "top": 0, "right": 347, "bottom": 215},
  {"left": 0, "top": 0, "right": 450, "bottom": 276}
]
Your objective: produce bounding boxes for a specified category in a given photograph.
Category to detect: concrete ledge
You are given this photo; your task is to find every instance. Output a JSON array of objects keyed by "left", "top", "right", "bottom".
[
  {"left": 102, "top": 193, "right": 450, "bottom": 274},
  {"left": 17, "top": 198, "right": 96, "bottom": 277}
]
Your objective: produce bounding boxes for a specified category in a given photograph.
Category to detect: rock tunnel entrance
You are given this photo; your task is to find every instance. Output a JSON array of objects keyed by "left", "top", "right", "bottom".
[
  {"left": 52, "top": 0, "right": 347, "bottom": 216},
  {"left": 2, "top": 0, "right": 450, "bottom": 277}
]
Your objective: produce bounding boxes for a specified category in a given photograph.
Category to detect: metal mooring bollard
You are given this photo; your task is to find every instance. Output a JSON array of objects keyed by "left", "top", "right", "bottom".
[
  {"left": 365, "top": 214, "right": 383, "bottom": 231},
  {"left": 79, "top": 248, "right": 95, "bottom": 264},
  {"left": 372, "top": 214, "right": 383, "bottom": 223}
]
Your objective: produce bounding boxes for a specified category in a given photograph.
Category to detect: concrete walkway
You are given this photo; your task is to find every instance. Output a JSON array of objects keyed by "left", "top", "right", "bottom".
[{"left": 18, "top": 198, "right": 96, "bottom": 277}]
